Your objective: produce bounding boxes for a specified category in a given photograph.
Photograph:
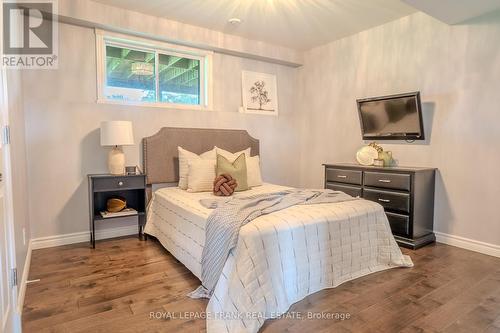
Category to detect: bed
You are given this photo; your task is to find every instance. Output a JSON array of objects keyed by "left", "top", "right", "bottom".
[{"left": 143, "top": 128, "right": 412, "bottom": 333}]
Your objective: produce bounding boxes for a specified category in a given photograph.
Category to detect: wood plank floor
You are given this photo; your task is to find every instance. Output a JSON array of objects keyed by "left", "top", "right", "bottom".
[{"left": 23, "top": 237, "right": 500, "bottom": 333}]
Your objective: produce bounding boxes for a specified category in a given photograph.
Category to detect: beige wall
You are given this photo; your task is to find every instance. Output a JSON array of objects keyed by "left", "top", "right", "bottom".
[
  {"left": 20, "top": 10, "right": 500, "bottom": 249},
  {"left": 297, "top": 12, "right": 500, "bottom": 246},
  {"left": 22, "top": 22, "right": 300, "bottom": 238}
]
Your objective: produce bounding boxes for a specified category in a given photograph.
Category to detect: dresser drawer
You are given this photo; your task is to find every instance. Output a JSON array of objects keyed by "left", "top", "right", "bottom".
[
  {"left": 325, "top": 168, "right": 362, "bottom": 185},
  {"left": 363, "top": 188, "right": 410, "bottom": 213},
  {"left": 364, "top": 172, "right": 410, "bottom": 191},
  {"left": 93, "top": 176, "right": 145, "bottom": 192},
  {"left": 325, "top": 182, "right": 362, "bottom": 197},
  {"left": 386, "top": 212, "right": 410, "bottom": 237}
]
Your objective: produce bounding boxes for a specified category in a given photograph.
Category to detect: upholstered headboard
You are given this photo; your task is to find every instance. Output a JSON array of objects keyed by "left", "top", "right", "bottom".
[{"left": 142, "top": 127, "right": 260, "bottom": 186}]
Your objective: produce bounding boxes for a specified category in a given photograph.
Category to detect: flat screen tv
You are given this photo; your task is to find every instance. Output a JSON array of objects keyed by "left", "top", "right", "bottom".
[{"left": 357, "top": 92, "right": 425, "bottom": 140}]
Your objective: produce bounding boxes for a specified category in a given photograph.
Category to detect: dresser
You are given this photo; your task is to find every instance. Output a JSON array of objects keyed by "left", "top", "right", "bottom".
[{"left": 323, "top": 163, "right": 436, "bottom": 249}]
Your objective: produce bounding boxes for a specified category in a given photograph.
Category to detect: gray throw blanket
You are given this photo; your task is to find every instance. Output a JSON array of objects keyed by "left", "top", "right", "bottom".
[{"left": 188, "top": 189, "right": 357, "bottom": 298}]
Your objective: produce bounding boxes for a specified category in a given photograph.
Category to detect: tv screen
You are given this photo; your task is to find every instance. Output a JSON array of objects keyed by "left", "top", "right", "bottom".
[{"left": 357, "top": 92, "right": 424, "bottom": 140}]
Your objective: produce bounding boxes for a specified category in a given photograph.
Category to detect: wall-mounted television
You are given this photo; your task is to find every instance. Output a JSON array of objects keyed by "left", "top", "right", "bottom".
[{"left": 357, "top": 92, "right": 425, "bottom": 141}]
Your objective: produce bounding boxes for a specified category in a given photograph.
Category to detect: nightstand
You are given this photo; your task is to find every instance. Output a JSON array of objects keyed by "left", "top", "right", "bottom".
[{"left": 88, "top": 174, "right": 147, "bottom": 248}]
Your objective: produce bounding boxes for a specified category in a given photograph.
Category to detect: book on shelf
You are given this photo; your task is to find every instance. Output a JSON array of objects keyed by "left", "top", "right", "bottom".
[{"left": 100, "top": 208, "right": 138, "bottom": 219}]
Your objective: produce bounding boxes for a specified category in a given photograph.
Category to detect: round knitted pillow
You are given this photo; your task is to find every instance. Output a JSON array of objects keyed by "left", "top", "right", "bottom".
[{"left": 213, "top": 174, "right": 238, "bottom": 196}]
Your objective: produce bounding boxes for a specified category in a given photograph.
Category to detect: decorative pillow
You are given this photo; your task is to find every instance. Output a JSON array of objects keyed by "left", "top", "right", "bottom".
[
  {"left": 215, "top": 147, "right": 251, "bottom": 163},
  {"left": 178, "top": 146, "right": 216, "bottom": 189},
  {"left": 216, "top": 153, "right": 248, "bottom": 191},
  {"left": 213, "top": 174, "right": 237, "bottom": 196},
  {"left": 246, "top": 155, "right": 263, "bottom": 187},
  {"left": 187, "top": 159, "right": 216, "bottom": 192}
]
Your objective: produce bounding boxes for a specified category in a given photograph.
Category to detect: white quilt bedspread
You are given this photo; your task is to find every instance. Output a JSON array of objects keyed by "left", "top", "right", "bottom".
[{"left": 145, "top": 184, "right": 413, "bottom": 333}]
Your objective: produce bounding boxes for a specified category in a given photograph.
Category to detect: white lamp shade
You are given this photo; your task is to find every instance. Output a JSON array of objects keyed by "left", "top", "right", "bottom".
[{"left": 100, "top": 121, "right": 134, "bottom": 146}]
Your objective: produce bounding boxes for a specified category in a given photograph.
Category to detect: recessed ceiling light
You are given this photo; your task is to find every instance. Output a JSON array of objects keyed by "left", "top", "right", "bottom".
[{"left": 228, "top": 18, "right": 242, "bottom": 25}]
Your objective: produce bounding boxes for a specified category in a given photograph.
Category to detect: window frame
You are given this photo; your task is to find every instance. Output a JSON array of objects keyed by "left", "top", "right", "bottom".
[{"left": 95, "top": 29, "right": 213, "bottom": 111}]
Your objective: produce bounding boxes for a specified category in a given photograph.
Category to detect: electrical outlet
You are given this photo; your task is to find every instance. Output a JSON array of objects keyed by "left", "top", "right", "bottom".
[{"left": 23, "top": 227, "right": 26, "bottom": 246}]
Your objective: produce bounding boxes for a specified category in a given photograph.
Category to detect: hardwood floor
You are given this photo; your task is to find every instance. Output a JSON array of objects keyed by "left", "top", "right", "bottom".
[{"left": 23, "top": 237, "right": 500, "bottom": 333}]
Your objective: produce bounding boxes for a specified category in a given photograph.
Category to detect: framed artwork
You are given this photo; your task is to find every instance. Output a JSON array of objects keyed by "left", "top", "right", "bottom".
[{"left": 241, "top": 71, "right": 278, "bottom": 116}]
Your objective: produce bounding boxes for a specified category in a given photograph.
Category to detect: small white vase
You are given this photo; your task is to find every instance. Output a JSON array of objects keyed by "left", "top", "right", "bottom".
[{"left": 108, "top": 146, "right": 125, "bottom": 175}]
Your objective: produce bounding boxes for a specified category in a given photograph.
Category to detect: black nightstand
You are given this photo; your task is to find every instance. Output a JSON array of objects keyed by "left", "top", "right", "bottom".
[{"left": 88, "top": 174, "right": 147, "bottom": 248}]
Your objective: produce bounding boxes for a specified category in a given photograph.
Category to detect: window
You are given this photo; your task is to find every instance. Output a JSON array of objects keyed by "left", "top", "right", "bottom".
[
  {"left": 158, "top": 54, "right": 200, "bottom": 105},
  {"left": 96, "top": 30, "right": 212, "bottom": 110},
  {"left": 105, "top": 45, "right": 156, "bottom": 103}
]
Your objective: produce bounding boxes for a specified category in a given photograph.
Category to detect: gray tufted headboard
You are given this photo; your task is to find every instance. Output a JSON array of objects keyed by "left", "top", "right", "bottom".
[{"left": 142, "top": 127, "right": 260, "bottom": 187}]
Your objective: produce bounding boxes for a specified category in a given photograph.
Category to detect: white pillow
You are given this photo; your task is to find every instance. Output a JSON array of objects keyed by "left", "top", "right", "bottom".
[
  {"left": 187, "top": 159, "right": 216, "bottom": 192},
  {"left": 178, "top": 146, "right": 216, "bottom": 189},
  {"left": 215, "top": 147, "right": 251, "bottom": 163},
  {"left": 247, "top": 155, "right": 263, "bottom": 187}
]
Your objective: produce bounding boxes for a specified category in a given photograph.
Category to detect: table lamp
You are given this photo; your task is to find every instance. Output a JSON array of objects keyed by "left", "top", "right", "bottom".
[{"left": 100, "top": 121, "right": 134, "bottom": 175}]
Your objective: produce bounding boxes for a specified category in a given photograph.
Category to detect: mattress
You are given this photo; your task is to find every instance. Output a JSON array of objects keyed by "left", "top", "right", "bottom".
[
  {"left": 145, "top": 183, "right": 412, "bottom": 333},
  {"left": 144, "top": 183, "right": 291, "bottom": 279}
]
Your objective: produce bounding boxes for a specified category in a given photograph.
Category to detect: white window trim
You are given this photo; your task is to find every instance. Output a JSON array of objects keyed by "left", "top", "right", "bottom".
[{"left": 95, "top": 29, "right": 213, "bottom": 111}]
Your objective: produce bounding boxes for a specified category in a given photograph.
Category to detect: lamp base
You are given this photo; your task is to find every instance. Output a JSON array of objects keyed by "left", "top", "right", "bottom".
[{"left": 108, "top": 146, "right": 125, "bottom": 175}]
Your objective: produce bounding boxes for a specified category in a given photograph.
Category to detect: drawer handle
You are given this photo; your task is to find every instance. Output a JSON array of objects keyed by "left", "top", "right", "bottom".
[
  {"left": 378, "top": 198, "right": 391, "bottom": 203},
  {"left": 337, "top": 175, "right": 347, "bottom": 179},
  {"left": 378, "top": 179, "right": 392, "bottom": 183},
  {"left": 118, "top": 181, "right": 124, "bottom": 186}
]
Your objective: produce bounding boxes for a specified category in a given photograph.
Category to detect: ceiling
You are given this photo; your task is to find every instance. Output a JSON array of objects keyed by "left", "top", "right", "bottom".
[
  {"left": 92, "top": 0, "right": 416, "bottom": 50},
  {"left": 402, "top": 0, "right": 500, "bottom": 24}
]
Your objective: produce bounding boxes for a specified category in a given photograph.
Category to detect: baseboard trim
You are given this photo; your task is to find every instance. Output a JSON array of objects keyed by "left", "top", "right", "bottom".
[
  {"left": 31, "top": 226, "right": 138, "bottom": 250},
  {"left": 30, "top": 229, "right": 499, "bottom": 259},
  {"left": 435, "top": 231, "right": 500, "bottom": 258},
  {"left": 17, "top": 240, "right": 32, "bottom": 314}
]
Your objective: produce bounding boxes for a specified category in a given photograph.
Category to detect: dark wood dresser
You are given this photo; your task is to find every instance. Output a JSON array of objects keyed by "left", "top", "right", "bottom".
[{"left": 323, "top": 163, "right": 436, "bottom": 249}]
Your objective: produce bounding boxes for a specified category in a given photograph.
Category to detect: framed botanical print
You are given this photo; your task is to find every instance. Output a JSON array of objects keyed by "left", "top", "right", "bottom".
[{"left": 241, "top": 71, "right": 278, "bottom": 116}]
